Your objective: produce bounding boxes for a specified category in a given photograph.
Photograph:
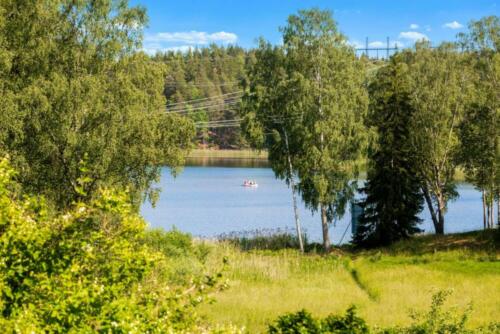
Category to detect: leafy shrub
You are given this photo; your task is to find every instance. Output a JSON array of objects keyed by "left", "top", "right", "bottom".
[
  {"left": 142, "top": 228, "right": 212, "bottom": 285},
  {"left": 267, "top": 292, "right": 499, "bottom": 334},
  {"left": 268, "top": 309, "right": 321, "bottom": 334},
  {"left": 268, "top": 307, "right": 368, "bottom": 334},
  {"left": 322, "top": 306, "right": 369, "bottom": 333},
  {"left": 144, "top": 228, "right": 194, "bottom": 257},
  {"left": 382, "top": 290, "right": 471, "bottom": 334},
  {"left": 0, "top": 157, "right": 226, "bottom": 333}
]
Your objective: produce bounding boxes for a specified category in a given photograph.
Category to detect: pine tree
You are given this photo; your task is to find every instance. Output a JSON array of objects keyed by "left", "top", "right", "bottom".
[{"left": 354, "top": 53, "right": 424, "bottom": 247}]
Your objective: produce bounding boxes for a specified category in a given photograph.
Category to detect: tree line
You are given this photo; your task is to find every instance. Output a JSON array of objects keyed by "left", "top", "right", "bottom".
[
  {"left": 151, "top": 45, "right": 254, "bottom": 149},
  {"left": 241, "top": 10, "right": 499, "bottom": 250}
]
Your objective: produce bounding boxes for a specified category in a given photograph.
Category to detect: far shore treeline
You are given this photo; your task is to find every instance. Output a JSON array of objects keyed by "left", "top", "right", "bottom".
[{"left": 0, "top": 1, "right": 498, "bottom": 332}]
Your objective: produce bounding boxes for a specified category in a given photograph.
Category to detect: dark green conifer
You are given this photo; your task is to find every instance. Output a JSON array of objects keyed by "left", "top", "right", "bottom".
[{"left": 354, "top": 53, "right": 424, "bottom": 247}]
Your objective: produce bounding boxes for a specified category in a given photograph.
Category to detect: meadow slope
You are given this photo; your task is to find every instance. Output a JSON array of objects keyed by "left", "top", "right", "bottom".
[{"left": 201, "top": 231, "right": 499, "bottom": 333}]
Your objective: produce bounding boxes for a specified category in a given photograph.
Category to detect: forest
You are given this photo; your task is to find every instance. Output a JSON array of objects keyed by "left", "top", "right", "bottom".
[{"left": 0, "top": 1, "right": 498, "bottom": 333}]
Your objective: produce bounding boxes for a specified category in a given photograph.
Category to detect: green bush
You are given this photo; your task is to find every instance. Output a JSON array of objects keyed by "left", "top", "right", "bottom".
[
  {"left": 0, "top": 157, "right": 225, "bottom": 333},
  {"left": 268, "top": 309, "right": 321, "bottom": 334},
  {"left": 267, "top": 292, "right": 499, "bottom": 334},
  {"left": 268, "top": 307, "right": 368, "bottom": 334},
  {"left": 322, "top": 306, "right": 369, "bottom": 333},
  {"left": 380, "top": 290, "right": 494, "bottom": 334},
  {"left": 142, "top": 228, "right": 212, "bottom": 285}
]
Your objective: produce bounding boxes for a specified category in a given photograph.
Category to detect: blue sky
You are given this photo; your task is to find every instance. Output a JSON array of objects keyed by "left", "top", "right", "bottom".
[{"left": 130, "top": 0, "right": 499, "bottom": 54}]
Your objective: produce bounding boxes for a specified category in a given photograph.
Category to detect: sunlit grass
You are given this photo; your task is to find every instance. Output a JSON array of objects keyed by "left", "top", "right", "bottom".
[{"left": 200, "top": 235, "right": 499, "bottom": 333}]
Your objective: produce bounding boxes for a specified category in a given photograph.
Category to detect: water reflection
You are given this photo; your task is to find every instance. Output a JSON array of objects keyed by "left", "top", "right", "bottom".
[{"left": 186, "top": 157, "right": 270, "bottom": 168}]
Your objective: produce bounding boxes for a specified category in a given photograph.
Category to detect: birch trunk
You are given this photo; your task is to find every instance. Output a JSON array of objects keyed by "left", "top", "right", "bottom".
[
  {"left": 482, "top": 191, "right": 487, "bottom": 230},
  {"left": 422, "top": 185, "right": 440, "bottom": 234},
  {"left": 283, "top": 127, "right": 304, "bottom": 253},
  {"left": 436, "top": 195, "right": 445, "bottom": 235},
  {"left": 321, "top": 204, "right": 330, "bottom": 250}
]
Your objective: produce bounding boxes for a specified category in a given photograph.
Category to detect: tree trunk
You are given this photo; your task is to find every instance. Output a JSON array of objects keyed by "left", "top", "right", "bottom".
[
  {"left": 486, "top": 203, "right": 491, "bottom": 228},
  {"left": 283, "top": 127, "right": 304, "bottom": 253},
  {"left": 291, "top": 181, "right": 304, "bottom": 253},
  {"left": 321, "top": 204, "right": 330, "bottom": 251},
  {"left": 482, "top": 191, "right": 487, "bottom": 230},
  {"left": 490, "top": 197, "right": 494, "bottom": 229},
  {"left": 436, "top": 197, "right": 445, "bottom": 235},
  {"left": 497, "top": 197, "right": 499, "bottom": 227},
  {"left": 486, "top": 199, "right": 491, "bottom": 229},
  {"left": 422, "top": 185, "right": 440, "bottom": 234}
]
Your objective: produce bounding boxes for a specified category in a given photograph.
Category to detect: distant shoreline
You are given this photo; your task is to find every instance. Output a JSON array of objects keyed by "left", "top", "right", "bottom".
[
  {"left": 187, "top": 149, "right": 268, "bottom": 159},
  {"left": 186, "top": 149, "right": 466, "bottom": 181}
]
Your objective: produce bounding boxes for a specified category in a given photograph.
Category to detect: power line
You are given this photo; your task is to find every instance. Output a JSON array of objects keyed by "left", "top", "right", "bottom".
[
  {"left": 194, "top": 113, "right": 305, "bottom": 128},
  {"left": 164, "top": 81, "right": 241, "bottom": 88},
  {"left": 167, "top": 99, "right": 241, "bottom": 114},
  {"left": 166, "top": 91, "right": 243, "bottom": 108}
]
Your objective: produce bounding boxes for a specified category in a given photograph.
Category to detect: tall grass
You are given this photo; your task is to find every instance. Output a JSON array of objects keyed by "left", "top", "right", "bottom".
[
  {"left": 217, "top": 228, "right": 310, "bottom": 251},
  {"left": 200, "top": 232, "right": 499, "bottom": 333}
]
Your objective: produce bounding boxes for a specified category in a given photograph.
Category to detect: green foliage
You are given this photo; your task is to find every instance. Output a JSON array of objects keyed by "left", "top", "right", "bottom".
[
  {"left": 268, "top": 292, "right": 499, "bottom": 334},
  {"left": 354, "top": 52, "right": 424, "bottom": 248},
  {"left": 458, "top": 16, "right": 500, "bottom": 52},
  {"left": 153, "top": 45, "right": 252, "bottom": 149},
  {"left": 0, "top": 157, "right": 225, "bottom": 333},
  {"left": 321, "top": 307, "right": 369, "bottom": 334},
  {"left": 457, "top": 16, "right": 499, "bottom": 228},
  {"left": 0, "top": 0, "right": 194, "bottom": 208},
  {"left": 268, "top": 307, "right": 368, "bottom": 334},
  {"left": 405, "top": 43, "right": 472, "bottom": 234},
  {"left": 268, "top": 309, "right": 321, "bottom": 334},
  {"left": 282, "top": 9, "right": 368, "bottom": 226},
  {"left": 143, "top": 228, "right": 212, "bottom": 285},
  {"left": 382, "top": 290, "right": 473, "bottom": 334},
  {"left": 243, "top": 9, "right": 368, "bottom": 249}
]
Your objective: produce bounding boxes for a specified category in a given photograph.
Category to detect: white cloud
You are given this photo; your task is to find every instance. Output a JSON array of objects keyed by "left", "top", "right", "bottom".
[
  {"left": 369, "top": 41, "right": 385, "bottom": 48},
  {"left": 145, "top": 31, "right": 238, "bottom": 45},
  {"left": 443, "top": 21, "right": 464, "bottom": 29},
  {"left": 348, "top": 40, "right": 403, "bottom": 49},
  {"left": 398, "top": 31, "right": 429, "bottom": 42},
  {"left": 410, "top": 23, "right": 419, "bottom": 29},
  {"left": 347, "top": 40, "right": 364, "bottom": 49}
]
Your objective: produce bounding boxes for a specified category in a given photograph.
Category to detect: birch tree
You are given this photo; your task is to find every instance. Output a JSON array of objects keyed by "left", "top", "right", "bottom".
[
  {"left": 458, "top": 16, "right": 500, "bottom": 228},
  {"left": 243, "top": 9, "right": 368, "bottom": 250},
  {"left": 242, "top": 40, "right": 306, "bottom": 252},
  {"left": 281, "top": 9, "right": 368, "bottom": 249},
  {"left": 407, "top": 43, "right": 473, "bottom": 234},
  {"left": 0, "top": 0, "right": 194, "bottom": 208}
]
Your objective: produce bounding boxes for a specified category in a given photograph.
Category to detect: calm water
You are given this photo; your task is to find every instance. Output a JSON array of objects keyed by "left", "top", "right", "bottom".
[{"left": 141, "top": 160, "right": 484, "bottom": 244}]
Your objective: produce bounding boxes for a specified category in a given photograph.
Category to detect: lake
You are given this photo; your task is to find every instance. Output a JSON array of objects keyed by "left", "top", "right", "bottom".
[{"left": 141, "top": 158, "right": 484, "bottom": 244}]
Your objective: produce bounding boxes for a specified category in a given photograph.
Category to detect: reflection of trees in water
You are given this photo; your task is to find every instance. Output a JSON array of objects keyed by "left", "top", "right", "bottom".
[{"left": 186, "top": 157, "right": 270, "bottom": 168}]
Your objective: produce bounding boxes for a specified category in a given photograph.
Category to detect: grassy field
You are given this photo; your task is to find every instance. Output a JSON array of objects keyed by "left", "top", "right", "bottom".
[{"left": 201, "top": 231, "right": 499, "bottom": 333}]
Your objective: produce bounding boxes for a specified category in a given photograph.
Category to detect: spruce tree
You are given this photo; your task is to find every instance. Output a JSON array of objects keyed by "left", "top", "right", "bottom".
[{"left": 354, "top": 53, "right": 424, "bottom": 247}]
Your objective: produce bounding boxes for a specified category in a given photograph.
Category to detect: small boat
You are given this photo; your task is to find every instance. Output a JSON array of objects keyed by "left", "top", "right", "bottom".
[{"left": 242, "top": 180, "right": 258, "bottom": 188}]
